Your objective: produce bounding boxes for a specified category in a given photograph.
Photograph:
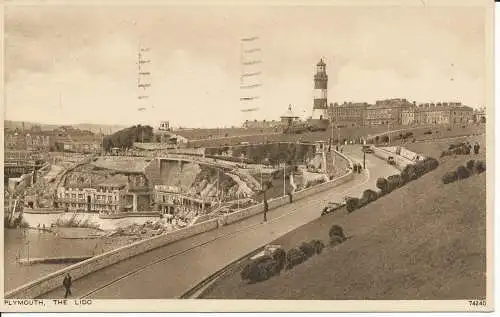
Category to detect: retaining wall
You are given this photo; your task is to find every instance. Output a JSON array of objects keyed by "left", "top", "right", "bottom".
[
  {"left": 371, "top": 146, "right": 417, "bottom": 170},
  {"left": 6, "top": 150, "right": 353, "bottom": 299},
  {"left": 222, "top": 150, "right": 353, "bottom": 225},
  {"left": 5, "top": 218, "right": 218, "bottom": 299}
]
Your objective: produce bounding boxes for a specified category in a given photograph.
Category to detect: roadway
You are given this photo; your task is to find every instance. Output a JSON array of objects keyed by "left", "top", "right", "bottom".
[{"left": 38, "top": 145, "right": 400, "bottom": 299}]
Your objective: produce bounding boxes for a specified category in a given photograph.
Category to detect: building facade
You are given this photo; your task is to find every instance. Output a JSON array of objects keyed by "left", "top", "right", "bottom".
[
  {"left": 401, "top": 102, "right": 473, "bottom": 126},
  {"left": 153, "top": 185, "right": 213, "bottom": 215},
  {"left": 55, "top": 140, "right": 102, "bottom": 154},
  {"left": 56, "top": 174, "right": 150, "bottom": 213},
  {"left": 5, "top": 133, "right": 51, "bottom": 151},
  {"left": 365, "top": 99, "right": 413, "bottom": 126},
  {"left": 56, "top": 184, "right": 125, "bottom": 213},
  {"left": 329, "top": 102, "right": 367, "bottom": 127}
]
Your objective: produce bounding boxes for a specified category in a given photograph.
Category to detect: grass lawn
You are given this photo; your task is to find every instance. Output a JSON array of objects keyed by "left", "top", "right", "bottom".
[
  {"left": 201, "top": 136, "right": 487, "bottom": 300},
  {"left": 188, "top": 124, "right": 485, "bottom": 149}
]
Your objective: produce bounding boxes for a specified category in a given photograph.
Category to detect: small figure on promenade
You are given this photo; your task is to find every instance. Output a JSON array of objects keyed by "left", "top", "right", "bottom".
[
  {"left": 336, "top": 145, "right": 339, "bottom": 151},
  {"left": 288, "top": 191, "right": 293, "bottom": 203},
  {"left": 474, "top": 142, "right": 480, "bottom": 155},
  {"left": 263, "top": 200, "right": 268, "bottom": 222},
  {"left": 63, "top": 273, "right": 72, "bottom": 298}
]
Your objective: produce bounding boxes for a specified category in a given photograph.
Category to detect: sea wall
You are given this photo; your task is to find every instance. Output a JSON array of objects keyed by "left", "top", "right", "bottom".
[
  {"left": 7, "top": 150, "right": 352, "bottom": 299},
  {"left": 5, "top": 218, "right": 218, "bottom": 299},
  {"left": 22, "top": 211, "right": 161, "bottom": 231}
]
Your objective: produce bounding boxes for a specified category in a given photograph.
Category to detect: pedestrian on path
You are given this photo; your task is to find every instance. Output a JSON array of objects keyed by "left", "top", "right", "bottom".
[
  {"left": 474, "top": 142, "right": 480, "bottom": 155},
  {"left": 263, "top": 200, "right": 268, "bottom": 222},
  {"left": 288, "top": 191, "right": 293, "bottom": 203},
  {"left": 63, "top": 273, "right": 72, "bottom": 298}
]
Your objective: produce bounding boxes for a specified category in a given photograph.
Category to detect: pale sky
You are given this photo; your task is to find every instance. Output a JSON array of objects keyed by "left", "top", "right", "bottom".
[{"left": 5, "top": 4, "right": 487, "bottom": 128}]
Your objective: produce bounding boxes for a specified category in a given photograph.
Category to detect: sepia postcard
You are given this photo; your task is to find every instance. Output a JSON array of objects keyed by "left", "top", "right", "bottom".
[{"left": 1, "top": 0, "right": 495, "bottom": 313}]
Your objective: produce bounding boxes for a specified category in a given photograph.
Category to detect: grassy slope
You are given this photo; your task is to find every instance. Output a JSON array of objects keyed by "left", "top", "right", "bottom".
[{"left": 202, "top": 136, "right": 486, "bottom": 300}]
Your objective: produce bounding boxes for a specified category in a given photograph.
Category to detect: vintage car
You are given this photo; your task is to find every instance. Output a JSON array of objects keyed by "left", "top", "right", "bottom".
[
  {"left": 250, "top": 244, "right": 284, "bottom": 261},
  {"left": 321, "top": 201, "right": 345, "bottom": 216},
  {"left": 362, "top": 145, "right": 374, "bottom": 154}
]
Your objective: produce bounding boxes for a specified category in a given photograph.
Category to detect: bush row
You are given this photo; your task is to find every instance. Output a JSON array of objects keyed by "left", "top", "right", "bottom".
[
  {"left": 440, "top": 142, "right": 472, "bottom": 157},
  {"left": 241, "top": 239, "right": 326, "bottom": 283},
  {"left": 240, "top": 224, "right": 348, "bottom": 284},
  {"left": 346, "top": 157, "right": 439, "bottom": 213},
  {"left": 442, "top": 159, "right": 486, "bottom": 184}
]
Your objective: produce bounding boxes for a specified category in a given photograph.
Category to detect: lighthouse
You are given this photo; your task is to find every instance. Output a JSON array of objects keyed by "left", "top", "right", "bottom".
[{"left": 312, "top": 58, "right": 329, "bottom": 121}]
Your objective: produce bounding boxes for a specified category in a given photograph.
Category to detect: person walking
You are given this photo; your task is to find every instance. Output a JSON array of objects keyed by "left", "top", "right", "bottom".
[
  {"left": 63, "top": 273, "right": 72, "bottom": 298},
  {"left": 474, "top": 142, "right": 480, "bottom": 155},
  {"left": 263, "top": 200, "right": 268, "bottom": 222}
]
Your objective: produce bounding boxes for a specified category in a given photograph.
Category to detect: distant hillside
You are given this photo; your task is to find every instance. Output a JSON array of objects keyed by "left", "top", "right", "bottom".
[{"left": 4, "top": 120, "right": 127, "bottom": 134}]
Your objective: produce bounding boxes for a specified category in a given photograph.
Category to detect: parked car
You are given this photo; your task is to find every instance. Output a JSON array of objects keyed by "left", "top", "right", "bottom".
[
  {"left": 321, "top": 201, "right": 345, "bottom": 216},
  {"left": 387, "top": 156, "right": 396, "bottom": 165},
  {"left": 362, "top": 145, "right": 374, "bottom": 154}
]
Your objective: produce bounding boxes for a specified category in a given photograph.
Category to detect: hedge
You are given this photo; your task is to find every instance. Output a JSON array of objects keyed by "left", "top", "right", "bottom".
[
  {"left": 475, "top": 160, "right": 486, "bottom": 174},
  {"left": 311, "top": 239, "right": 325, "bottom": 255},
  {"left": 442, "top": 160, "right": 485, "bottom": 185},
  {"left": 346, "top": 197, "right": 360, "bottom": 213},
  {"left": 376, "top": 177, "right": 389, "bottom": 193},
  {"left": 442, "top": 171, "right": 458, "bottom": 184},
  {"left": 241, "top": 255, "right": 279, "bottom": 283},
  {"left": 286, "top": 248, "right": 307, "bottom": 269},
  {"left": 299, "top": 241, "right": 316, "bottom": 259},
  {"left": 456, "top": 165, "right": 471, "bottom": 180}
]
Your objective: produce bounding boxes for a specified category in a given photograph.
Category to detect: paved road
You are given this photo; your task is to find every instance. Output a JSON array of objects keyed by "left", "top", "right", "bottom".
[{"left": 38, "top": 145, "right": 399, "bottom": 299}]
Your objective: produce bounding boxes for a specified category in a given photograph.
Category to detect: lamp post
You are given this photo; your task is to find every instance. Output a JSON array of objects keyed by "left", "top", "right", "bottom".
[
  {"left": 282, "top": 162, "right": 286, "bottom": 197},
  {"left": 363, "top": 150, "right": 366, "bottom": 170}
]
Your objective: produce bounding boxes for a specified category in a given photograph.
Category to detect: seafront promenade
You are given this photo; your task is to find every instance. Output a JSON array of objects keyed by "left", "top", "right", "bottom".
[{"left": 37, "top": 145, "right": 399, "bottom": 299}]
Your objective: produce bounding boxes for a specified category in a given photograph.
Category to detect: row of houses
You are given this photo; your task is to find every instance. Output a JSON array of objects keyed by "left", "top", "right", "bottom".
[
  {"left": 54, "top": 163, "right": 217, "bottom": 215},
  {"left": 5, "top": 125, "right": 103, "bottom": 153},
  {"left": 329, "top": 99, "right": 481, "bottom": 128}
]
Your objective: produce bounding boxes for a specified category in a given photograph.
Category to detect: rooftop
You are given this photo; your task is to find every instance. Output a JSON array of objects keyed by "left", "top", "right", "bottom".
[{"left": 280, "top": 104, "right": 300, "bottom": 118}]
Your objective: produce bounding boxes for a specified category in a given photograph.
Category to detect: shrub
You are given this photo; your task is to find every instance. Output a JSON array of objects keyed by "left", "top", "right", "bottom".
[
  {"left": 345, "top": 197, "right": 360, "bottom": 213},
  {"left": 329, "top": 224, "right": 346, "bottom": 240},
  {"left": 422, "top": 157, "right": 439, "bottom": 171},
  {"left": 241, "top": 255, "right": 277, "bottom": 283},
  {"left": 311, "top": 239, "right": 325, "bottom": 254},
  {"left": 456, "top": 165, "right": 471, "bottom": 180},
  {"left": 387, "top": 174, "right": 403, "bottom": 190},
  {"left": 401, "top": 164, "right": 418, "bottom": 182},
  {"left": 376, "top": 177, "right": 388, "bottom": 193},
  {"left": 286, "top": 248, "right": 307, "bottom": 269},
  {"left": 299, "top": 241, "right": 316, "bottom": 258},
  {"left": 442, "top": 171, "right": 458, "bottom": 184},
  {"left": 330, "top": 235, "right": 345, "bottom": 246},
  {"left": 475, "top": 160, "right": 486, "bottom": 174},
  {"left": 362, "top": 189, "right": 378, "bottom": 204},
  {"left": 441, "top": 150, "right": 451, "bottom": 158},
  {"left": 413, "top": 161, "right": 426, "bottom": 177},
  {"left": 466, "top": 159, "right": 475, "bottom": 171},
  {"left": 271, "top": 247, "right": 286, "bottom": 273}
]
